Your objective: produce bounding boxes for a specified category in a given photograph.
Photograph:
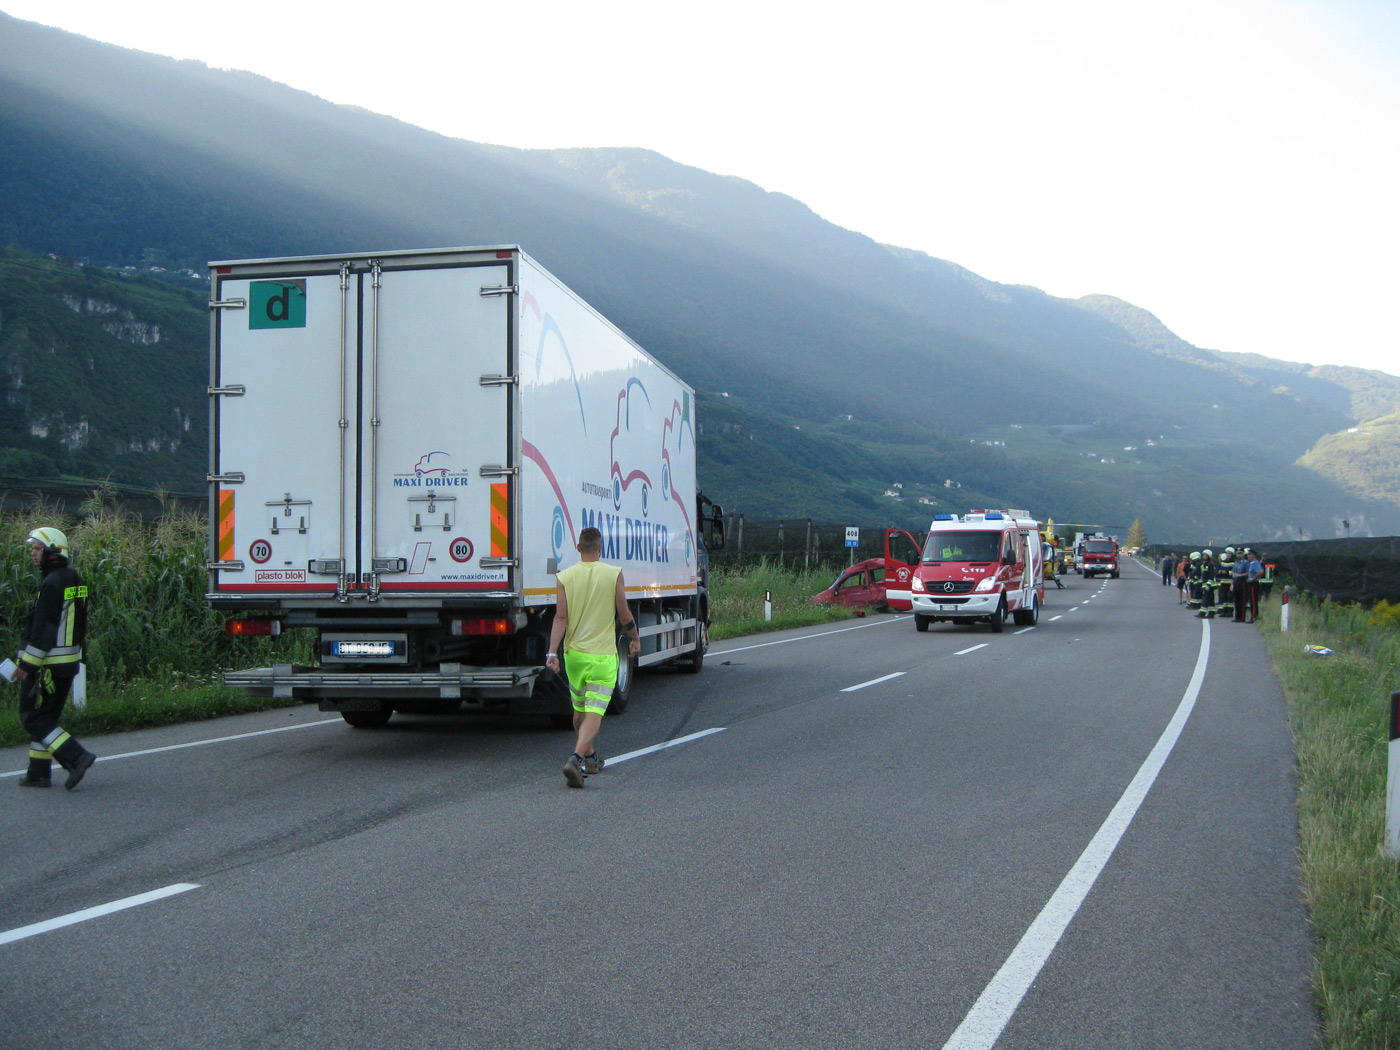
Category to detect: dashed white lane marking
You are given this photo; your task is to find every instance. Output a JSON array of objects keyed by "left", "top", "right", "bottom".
[
  {"left": 940, "top": 619, "right": 1212, "bottom": 1050},
  {"left": 955, "top": 644, "right": 989, "bottom": 656},
  {"left": 1014, "top": 627, "right": 1036, "bottom": 635},
  {"left": 841, "top": 672, "right": 908, "bottom": 693},
  {"left": 1048, "top": 615, "right": 1064, "bottom": 622},
  {"left": 0, "top": 883, "right": 200, "bottom": 947},
  {"left": 3, "top": 718, "right": 344, "bottom": 778}
]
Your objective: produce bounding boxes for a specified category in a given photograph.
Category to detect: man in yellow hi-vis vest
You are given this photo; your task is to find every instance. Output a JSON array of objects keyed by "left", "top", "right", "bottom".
[{"left": 546, "top": 527, "right": 640, "bottom": 788}]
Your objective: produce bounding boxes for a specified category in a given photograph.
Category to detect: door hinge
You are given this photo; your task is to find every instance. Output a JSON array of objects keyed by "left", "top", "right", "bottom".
[
  {"left": 479, "top": 374, "right": 519, "bottom": 387},
  {"left": 479, "top": 557, "right": 517, "bottom": 569},
  {"left": 208, "top": 560, "right": 246, "bottom": 572},
  {"left": 209, "top": 298, "right": 247, "bottom": 310},
  {"left": 478, "top": 465, "right": 518, "bottom": 478},
  {"left": 207, "top": 472, "right": 245, "bottom": 484},
  {"left": 479, "top": 285, "right": 518, "bottom": 298},
  {"left": 208, "top": 384, "right": 246, "bottom": 397}
]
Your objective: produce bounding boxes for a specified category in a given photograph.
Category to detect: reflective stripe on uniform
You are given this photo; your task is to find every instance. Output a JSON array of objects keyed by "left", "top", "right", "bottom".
[
  {"left": 40, "top": 728, "right": 71, "bottom": 751},
  {"left": 564, "top": 650, "right": 619, "bottom": 715}
]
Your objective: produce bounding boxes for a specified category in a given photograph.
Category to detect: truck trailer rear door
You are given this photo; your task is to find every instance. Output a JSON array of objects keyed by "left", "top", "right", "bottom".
[
  {"left": 364, "top": 261, "right": 513, "bottom": 596},
  {"left": 211, "top": 256, "right": 514, "bottom": 600},
  {"left": 212, "top": 270, "right": 353, "bottom": 597}
]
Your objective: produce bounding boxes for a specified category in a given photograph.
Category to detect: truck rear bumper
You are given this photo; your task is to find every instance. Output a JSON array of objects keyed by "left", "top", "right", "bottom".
[{"left": 224, "top": 663, "right": 539, "bottom": 702}]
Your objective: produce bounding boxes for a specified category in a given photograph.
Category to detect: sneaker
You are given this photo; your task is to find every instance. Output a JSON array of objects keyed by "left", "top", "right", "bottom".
[
  {"left": 562, "top": 753, "right": 586, "bottom": 789},
  {"left": 65, "top": 750, "right": 96, "bottom": 791},
  {"left": 581, "top": 752, "right": 605, "bottom": 775},
  {"left": 17, "top": 772, "right": 51, "bottom": 788}
]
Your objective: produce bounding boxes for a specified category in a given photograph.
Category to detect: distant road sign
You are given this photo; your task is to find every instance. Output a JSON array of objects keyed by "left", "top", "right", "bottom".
[{"left": 845, "top": 527, "right": 859, "bottom": 548}]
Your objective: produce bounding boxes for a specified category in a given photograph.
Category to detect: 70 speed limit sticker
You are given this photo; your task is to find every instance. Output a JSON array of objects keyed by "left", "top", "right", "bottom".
[
  {"left": 249, "top": 539, "right": 272, "bottom": 564},
  {"left": 448, "top": 537, "right": 475, "bottom": 563}
]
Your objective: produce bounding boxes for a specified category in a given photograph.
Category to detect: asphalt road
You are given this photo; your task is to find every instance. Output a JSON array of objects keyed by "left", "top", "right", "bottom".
[{"left": 0, "top": 562, "right": 1319, "bottom": 1049}]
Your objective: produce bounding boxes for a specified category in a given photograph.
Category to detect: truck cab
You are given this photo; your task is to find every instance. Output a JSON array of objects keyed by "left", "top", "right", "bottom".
[
  {"left": 1081, "top": 534, "right": 1120, "bottom": 579},
  {"left": 909, "top": 510, "right": 1044, "bottom": 632}
]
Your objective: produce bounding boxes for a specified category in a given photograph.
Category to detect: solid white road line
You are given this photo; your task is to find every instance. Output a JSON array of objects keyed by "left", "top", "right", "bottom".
[
  {"left": 955, "top": 644, "right": 989, "bottom": 656},
  {"left": 607, "top": 728, "right": 725, "bottom": 765},
  {"left": 0, "top": 882, "right": 200, "bottom": 947},
  {"left": 940, "top": 619, "right": 1212, "bottom": 1050},
  {"left": 841, "top": 672, "right": 908, "bottom": 693},
  {"left": 2, "top": 718, "right": 345, "bottom": 778},
  {"left": 715, "top": 616, "right": 904, "bottom": 656}
]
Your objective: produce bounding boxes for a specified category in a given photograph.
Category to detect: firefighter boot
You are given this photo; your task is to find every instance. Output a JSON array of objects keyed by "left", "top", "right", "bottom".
[
  {"left": 17, "top": 752, "right": 52, "bottom": 788},
  {"left": 53, "top": 736, "right": 97, "bottom": 790}
]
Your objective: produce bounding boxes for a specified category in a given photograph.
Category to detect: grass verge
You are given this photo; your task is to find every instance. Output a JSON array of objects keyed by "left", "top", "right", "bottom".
[
  {"left": 1, "top": 676, "right": 300, "bottom": 749},
  {"left": 708, "top": 560, "right": 864, "bottom": 640},
  {"left": 1257, "top": 593, "right": 1400, "bottom": 1049}
]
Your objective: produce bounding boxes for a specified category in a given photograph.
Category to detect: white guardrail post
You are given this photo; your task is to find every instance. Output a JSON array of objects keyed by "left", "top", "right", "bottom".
[
  {"left": 1281, "top": 586, "right": 1292, "bottom": 632},
  {"left": 1388, "top": 691, "right": 1400, "bottom": 860}
]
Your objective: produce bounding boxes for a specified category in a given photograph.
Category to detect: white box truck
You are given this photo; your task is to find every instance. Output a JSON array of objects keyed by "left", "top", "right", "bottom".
[{"left": 207, "top": 247, "right": 722, "bottom": 727}]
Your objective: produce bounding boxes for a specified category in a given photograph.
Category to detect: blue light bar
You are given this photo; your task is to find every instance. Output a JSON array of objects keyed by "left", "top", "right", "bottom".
[
  {"left": 933, "top": 514, "right": 955, "bottom": 521},
  {"left": 984, "top": 512, "right": 1005, "bottom": 519}
]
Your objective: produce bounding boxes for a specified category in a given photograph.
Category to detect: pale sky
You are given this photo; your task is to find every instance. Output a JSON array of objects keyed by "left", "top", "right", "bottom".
[{"left": 5, "top": 1, "right": 1398, "bottom": 379}]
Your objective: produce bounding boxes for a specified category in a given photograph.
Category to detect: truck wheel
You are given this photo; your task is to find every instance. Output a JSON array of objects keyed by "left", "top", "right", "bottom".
[
  {"left": 342, "top": 703, "right": 393, "bottom": 729},
  {"left": 611, "top": 631, "right": 636, "bottom": 714},
  {"left": 989, "top": 598, "right": 1006, "bottom": 632},
  {"left": 1112, "top": 570, "right": 1120, "bottom": 579},
  {"left": 1014, "top": 596, "right": 1039, "bottom": 626},
  {"left": 682, "top": 621, "right": 707, "bottom": 674},
  {"left": 914, "top": 614, "right": 930, "bottom": 633}
]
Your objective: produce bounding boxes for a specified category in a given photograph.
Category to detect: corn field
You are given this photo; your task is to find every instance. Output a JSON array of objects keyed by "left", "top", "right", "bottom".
[{"left": 0, "top": 491, "right": 302, "bottom": 689}]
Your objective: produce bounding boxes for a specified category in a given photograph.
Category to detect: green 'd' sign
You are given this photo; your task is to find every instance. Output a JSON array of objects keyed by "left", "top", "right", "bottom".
[{"left": 249, "top": 280, "right": 307, "bottom": 329}]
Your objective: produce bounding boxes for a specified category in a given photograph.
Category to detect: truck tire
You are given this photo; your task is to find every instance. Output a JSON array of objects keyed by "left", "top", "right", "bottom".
[
  {"left": 1013, "top": 595, "right": 1039, "bottom": 626},
  {"left": 682, "top": 621, "right": 707, "bottom": 673},
  {"left": 342, "top": 703, "right": 393, "bottom": 729},
  {"left": 1112, "top": 570, "right": 1120, "bottom": 579},
  {"left": 914, "top": 614, "right": 930, "bottom": 632},
  {"left": 989, "top": 598, "right": 1006, "bottom": 632},
  {"left": 611, "top": 629, "right": 636, "bottom": 714}
]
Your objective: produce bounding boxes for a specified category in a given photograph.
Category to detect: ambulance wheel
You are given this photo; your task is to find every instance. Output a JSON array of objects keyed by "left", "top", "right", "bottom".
[
  {"left": 989, "top": 598, "right": 1006, "bottom": 632},
  {"left": 342, "top": 703, "right": 393, "bottom": 729},
  {"left": 1013, "top": 596, "right": 1039, "bottom": 626},
  {"left": 914, "top": 614, "right": 930, "bottom": 632}
]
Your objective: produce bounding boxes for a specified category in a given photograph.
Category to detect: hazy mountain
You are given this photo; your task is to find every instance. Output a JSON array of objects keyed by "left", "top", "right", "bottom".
[{"left": 3, "top": 11, "right": 1398, "bottom": 542}]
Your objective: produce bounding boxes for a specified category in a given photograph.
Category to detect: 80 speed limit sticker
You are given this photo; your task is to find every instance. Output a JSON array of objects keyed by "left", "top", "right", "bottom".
[{"left": 448, "top": 537, "right": 474, "bottom": 563}]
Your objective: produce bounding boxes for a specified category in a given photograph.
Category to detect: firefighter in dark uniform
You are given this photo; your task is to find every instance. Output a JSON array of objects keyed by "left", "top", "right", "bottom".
[
  {"left": 14, "top": 527, "right": 97, "bottom": 789},
  {"left": 1186, "top": 551, "right": 1204, "bottom": 613},
  {"left": 1216, "top": 547, "right": 1236, "bottom": 620},
  {"left": 1197, "top": 549, "right": 1218, "bottom": 617}
]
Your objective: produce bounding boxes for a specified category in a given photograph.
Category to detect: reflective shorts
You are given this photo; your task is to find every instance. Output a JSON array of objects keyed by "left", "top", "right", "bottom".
[{"left": 564, "top": 650, "right": 619, "bottom": 716}]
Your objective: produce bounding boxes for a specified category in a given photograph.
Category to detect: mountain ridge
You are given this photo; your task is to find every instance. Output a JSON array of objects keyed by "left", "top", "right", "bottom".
[{"left": 2, "top": 11, "right": 1398, "bottom": 541}]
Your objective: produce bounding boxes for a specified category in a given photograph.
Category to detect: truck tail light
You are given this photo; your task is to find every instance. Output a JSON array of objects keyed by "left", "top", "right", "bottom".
[
  {"left": 225, "top": 618, "right": 281, "bottom": 637},
  {"left": 450, "top": 618, "right": 517, "bottom": 637}
]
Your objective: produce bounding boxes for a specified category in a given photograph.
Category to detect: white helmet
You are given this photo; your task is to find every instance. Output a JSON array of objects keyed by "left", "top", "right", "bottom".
[{"left": 26, "top": 526, "right": 69, "bottom": 556}]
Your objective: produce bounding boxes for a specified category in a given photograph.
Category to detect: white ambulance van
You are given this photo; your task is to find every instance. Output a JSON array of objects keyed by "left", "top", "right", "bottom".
[{"left": 909, "top": 509, "right": 1045, "bottom": 632}]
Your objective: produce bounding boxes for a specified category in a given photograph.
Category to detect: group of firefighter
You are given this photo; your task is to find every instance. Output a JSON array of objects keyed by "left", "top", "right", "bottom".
[{"left": 1161, "top": 547, "right": 1274, "bottom": 623}]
